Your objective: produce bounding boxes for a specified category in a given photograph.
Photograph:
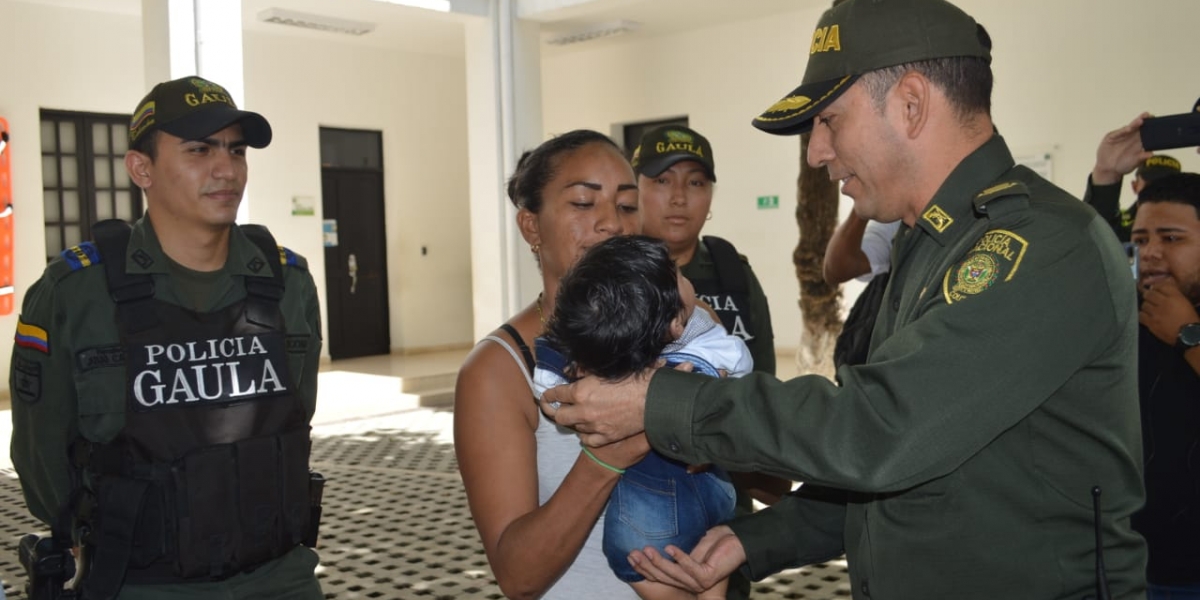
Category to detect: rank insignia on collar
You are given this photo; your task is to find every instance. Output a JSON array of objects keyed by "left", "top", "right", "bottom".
[
  {"left": 922, "top": 205, "right": 954, "bottom": 233},
  {"left": 943, "top": 229, "right": 1028, "bottom": 304}
]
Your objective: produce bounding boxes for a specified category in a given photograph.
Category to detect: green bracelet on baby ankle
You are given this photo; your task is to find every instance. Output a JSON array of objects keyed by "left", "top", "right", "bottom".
[{"left": 580, "top": 443, "right": 626, "bottom": 475}]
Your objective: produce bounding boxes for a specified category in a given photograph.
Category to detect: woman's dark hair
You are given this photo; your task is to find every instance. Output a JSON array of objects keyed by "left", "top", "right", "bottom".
[
  {"left": 544, "top": 235, "right": 684, "bottom": 381},
  {"left": 506, "top": 129, "right": 622, "bottom": 212}
]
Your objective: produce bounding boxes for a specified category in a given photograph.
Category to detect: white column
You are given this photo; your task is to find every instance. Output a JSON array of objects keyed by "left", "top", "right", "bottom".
[{"left": 464, "top": 0, "right": 544, "bottom": 339}]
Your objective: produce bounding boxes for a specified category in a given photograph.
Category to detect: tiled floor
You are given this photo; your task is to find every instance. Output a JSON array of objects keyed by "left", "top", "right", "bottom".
[{"left": 0, "top": 349, "right": 852, "bottom": 599}]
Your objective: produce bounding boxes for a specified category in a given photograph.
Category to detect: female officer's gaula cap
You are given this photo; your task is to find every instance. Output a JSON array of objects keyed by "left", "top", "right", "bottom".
[
  {"left": 630, "top": 125, "right": 717, "bottom": 182},
  {"left": 752, "top": 0, "right": 992, "bottom": 136},
  {"left": 128, "top": 76, "right": 272, "bottom": 149}
]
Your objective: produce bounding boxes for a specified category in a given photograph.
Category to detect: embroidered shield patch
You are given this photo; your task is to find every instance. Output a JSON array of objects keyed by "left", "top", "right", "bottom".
[
  {"left": 13, "top": 356, "right": 42, "bottom": 404},
  {"left": 943, "top": 229, "right": 1029, "bottom": 304}
]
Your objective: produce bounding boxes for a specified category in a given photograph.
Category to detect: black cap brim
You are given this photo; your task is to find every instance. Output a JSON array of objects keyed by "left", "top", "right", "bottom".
[
  {"left": 637, "top": 153, "right": 717, "bottom": 182},
  {"left": 752, "top": 74, "right": 858, "bottom": 136},
  {"left": 159, "top": 106, "right": 272, "bottom": 148}
]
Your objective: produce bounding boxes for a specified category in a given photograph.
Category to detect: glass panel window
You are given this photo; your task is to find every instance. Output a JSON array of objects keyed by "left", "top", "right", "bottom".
[
  {"left": 41, "top": 121, "right": 56, "bottom": 153},
  {"left": 94, "top": 157, "right": 112, "bottom": 188},
  {"left": 319, "top": 128, "right": 383, "bottom": 169},
  {"left": 44, "top": 226, "right": 62, "bottom": 259},
  {"left": 43, "top": 190, "right": 61, "bottom": 221},
  {"left": 63, "top": 225, "right": 82, "bottom": 250},
  {"left": 59, "top": 121, "right": 76, "bottom": 154},
  {"left": 61, "top": 159, "right": 79, "bottom": 188},
  {"left": 62, "top": 191, "right": 81, "bottom": 221},
  {"left": 40, "top": 110, "right": 143, "bottom": 261},
  {"left": 114, "top": 164, "right": 130, "bottom": 188},
  {"left": 42, "top": 156, "right": 59, "bottom": 186},
  {"left": 95, "top": 191, "right": 113, "bottom": 220},
  {"left": 116, "top": 191, "right": 134, "bottom": 220},
  {"left": 92, "top": 122, "right": 110, "bottom": 154},
  {"left": 112, "top": 124, "right": 128, "bottom": 154}
]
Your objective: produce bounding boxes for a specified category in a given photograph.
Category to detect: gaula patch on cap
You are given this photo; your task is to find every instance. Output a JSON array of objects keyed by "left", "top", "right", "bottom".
[
  {"left": 943, "top": 229, "right": 1028, "bottom": 304},
  {"left": 922, "top": 205, "right": 954, "bottom": 233}
]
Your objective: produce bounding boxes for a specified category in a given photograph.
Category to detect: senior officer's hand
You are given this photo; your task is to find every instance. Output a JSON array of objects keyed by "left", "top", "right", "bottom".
[
  {"left": 540, "top": 367, "right": 655, "bottom": 447},
  {"left": 1140, "top": 278, "right": 1200, "bottom": 346},
  {"left": 627, "top": 525, "right": 747, "bottom": 594}
]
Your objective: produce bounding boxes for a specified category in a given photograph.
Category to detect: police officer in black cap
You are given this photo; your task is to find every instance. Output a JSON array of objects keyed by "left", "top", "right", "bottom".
[{"left": 10, "top": 75, "right": 324, "bottom": 599}]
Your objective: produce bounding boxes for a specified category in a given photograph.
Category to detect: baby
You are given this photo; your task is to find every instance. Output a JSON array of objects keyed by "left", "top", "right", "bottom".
[{"left": 533, "top": 235, "right": 752, "bottom": 600}]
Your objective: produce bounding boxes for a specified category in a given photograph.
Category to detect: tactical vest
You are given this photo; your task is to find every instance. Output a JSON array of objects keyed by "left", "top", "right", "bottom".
[
  {"left": 690, "top": 236, "right": 756, "bottom": 342},
  {"left": 71, "top": 220, "right": 313, "bottom": 598}
]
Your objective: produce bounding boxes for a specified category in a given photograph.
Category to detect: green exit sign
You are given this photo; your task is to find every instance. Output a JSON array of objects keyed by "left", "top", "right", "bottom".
[{"left": 757, "top": 195, "right": 780, "bottom": 209}]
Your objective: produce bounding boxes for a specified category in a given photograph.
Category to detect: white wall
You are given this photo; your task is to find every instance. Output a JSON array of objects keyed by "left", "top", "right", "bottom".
[
  {"left": 539, "top": 0, "right": 1200, "bottom": 354},
  {"left": 0, "top": 0, "right": 475, "bottom": 394},
  {"left": 0, "top": 0, "right": 147, "bottom": 393},
  {"left": 242, "top": 30, "right": 474, "bottom": 353}
]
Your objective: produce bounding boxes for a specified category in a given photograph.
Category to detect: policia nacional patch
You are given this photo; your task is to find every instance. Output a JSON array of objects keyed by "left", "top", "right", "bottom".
[{"left": 943, "top": 229, "right": 1028, "bottom": 304}]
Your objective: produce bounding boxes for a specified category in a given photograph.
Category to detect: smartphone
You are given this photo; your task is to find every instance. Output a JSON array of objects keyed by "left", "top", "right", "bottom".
[
  {"left": 1141, "top": 111, "right": 1200, "bottom": 151},
  {"left": 1131, "top": 244, "right": 1139, "bottom": 282}
]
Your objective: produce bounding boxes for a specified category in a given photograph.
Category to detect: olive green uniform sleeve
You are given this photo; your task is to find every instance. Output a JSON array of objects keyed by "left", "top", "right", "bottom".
[
  {"left": 742, "top": 262, "right": 776, "bottom": 376},
  {"left": 725, "top": 486, "right": 846, "bottom": 580},
  {"left": 283, "top": 264, "right": 323, "bottom": 420},
  {"left": 10, "top": 271, "right": 81, "bottom": 525},
  {"left": 647, "top": 218, "right": 1131, "bottom": 489}
]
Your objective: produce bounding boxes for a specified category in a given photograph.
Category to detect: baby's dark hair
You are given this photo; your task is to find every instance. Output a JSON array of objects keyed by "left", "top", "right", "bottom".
[
  {"left": 506, "top": 129, "right": 622, "bottom": 212},
  {"left": 544, "top": 235, "right": 684, "bottom": 381}
]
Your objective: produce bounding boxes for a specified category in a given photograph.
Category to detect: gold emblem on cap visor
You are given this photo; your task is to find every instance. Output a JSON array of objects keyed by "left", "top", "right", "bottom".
[
  {"left": 765, "top": 95, "right": 813, "bottom": 115},
  {"left": 921, "top": 205, "right": 954, "bottom": 233}
]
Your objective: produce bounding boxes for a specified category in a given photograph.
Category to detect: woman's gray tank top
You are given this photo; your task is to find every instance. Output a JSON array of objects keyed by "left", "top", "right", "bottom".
[{"left": 482, "top": 334, "right": 635, "bottom": 599}]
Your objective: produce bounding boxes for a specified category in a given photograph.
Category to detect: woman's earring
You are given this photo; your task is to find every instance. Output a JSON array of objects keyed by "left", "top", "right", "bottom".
[
  {"left": 706, "top": 212, "right": 713, "bottom": 221},
  {"left": 531, "top": 244, "right": 540, "bottom": 254}
]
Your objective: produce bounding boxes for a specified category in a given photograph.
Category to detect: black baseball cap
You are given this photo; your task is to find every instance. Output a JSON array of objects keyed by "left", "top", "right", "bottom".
[
  {"left": 630, "top": 125, "right": 716, "bottom": 182},
  {"left": 752, "top": 0, "right": 992, "bottom": 136},
  {"left": 129, "top": 76, "right": 272, "bottom": 149},
  {"left": 1135, "top": 155, "right": 1182, "bottom": 182}
]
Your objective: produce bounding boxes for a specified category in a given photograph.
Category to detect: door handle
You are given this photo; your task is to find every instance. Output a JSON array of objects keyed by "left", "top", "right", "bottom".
[{"left": 348, "top": 253, "right": 358, "bottom": 295}]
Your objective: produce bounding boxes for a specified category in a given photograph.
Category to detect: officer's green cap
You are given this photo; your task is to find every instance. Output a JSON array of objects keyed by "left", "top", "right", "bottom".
[
  {"left": 631, "top": 125, "right": 717, "bottom": 182},
  {"left": 752, "top": 0, "right": 992, "bottom": 136},
  {"left": 129, "top": 76, "right": 272, "bottom": 149}
]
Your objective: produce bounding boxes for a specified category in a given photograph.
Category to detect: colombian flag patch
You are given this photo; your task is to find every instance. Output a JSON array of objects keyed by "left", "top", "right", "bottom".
[{"left": 15, "top": 319, "right": 49, "bottom": 354}]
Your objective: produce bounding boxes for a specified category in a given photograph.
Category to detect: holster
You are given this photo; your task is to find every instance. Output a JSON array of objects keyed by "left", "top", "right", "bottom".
[
  {"left": 303, "top": 471, "right": 325, "bottom": 548},
  {"left": 18, "top": 533, "right": 79, "bottom": 600}
]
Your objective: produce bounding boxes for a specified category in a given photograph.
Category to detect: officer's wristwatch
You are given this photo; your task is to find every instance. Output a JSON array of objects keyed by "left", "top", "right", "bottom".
[{"left": 1178, "top": 323, "right": 1200, "bottom": 351}]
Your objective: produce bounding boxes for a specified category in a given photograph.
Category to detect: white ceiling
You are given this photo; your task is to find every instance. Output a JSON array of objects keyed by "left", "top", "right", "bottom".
[{"left": 13, "top": 0, "right": 824, "bottom": 57}]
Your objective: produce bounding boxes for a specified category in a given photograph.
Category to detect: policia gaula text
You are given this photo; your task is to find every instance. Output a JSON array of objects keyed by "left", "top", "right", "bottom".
[{"left": 10, "top": 76, "right": 326, "bottom": 600}]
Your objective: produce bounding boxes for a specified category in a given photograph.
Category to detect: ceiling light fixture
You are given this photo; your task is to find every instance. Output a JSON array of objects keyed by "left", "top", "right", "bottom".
[
  {"left": 367, "top": 0, "right": 452, "bottom": 12},
  {"left": 258, "top": 8, "right": 377, "bottom": 36},
  {"left": 545, "top": 20, "right": 641, "bottom": 46}
]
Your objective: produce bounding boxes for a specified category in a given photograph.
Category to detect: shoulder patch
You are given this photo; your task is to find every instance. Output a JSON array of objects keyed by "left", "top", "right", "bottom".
[
  {"left": 973, "top": 181, "right": 1030, "bottom": 212},
  {"left": 61, "top": 242, "right": 102, "bottom": 272},
  {"left": 13, "top": 356, "right": 42, "bottom": 403},
  {"left": 942, "top": 229, "right": 1029, "bottom": 304},
  {"left": 279, "top": 246, "right": 308, "bottom": 270}
]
